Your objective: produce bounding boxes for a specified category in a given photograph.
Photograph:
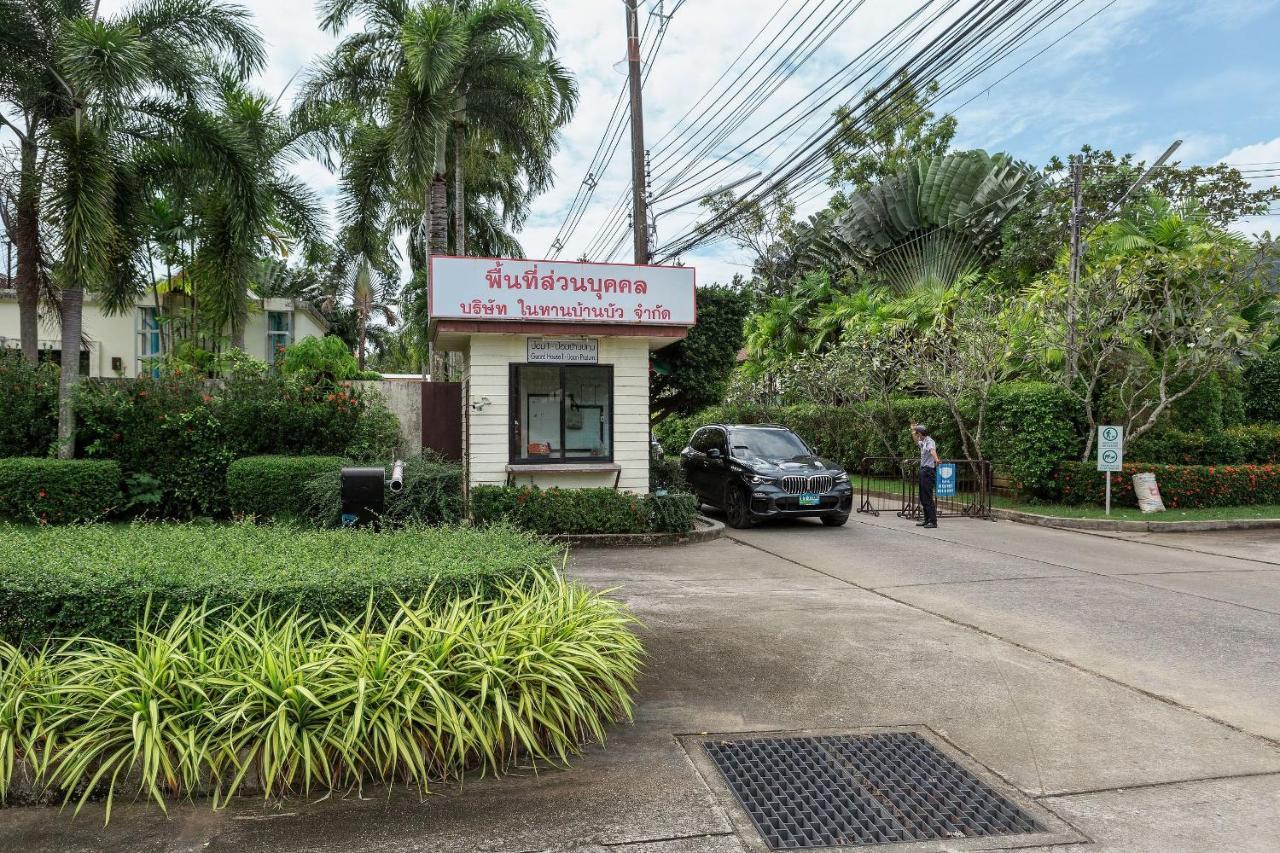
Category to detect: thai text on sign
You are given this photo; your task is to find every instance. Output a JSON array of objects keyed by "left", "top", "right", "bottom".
[
  {"left": 429, "top": 256, "right": 696, "bottom": 325},
  {"left": 527, "top": 338, "right": 598, "bottom": 364}
]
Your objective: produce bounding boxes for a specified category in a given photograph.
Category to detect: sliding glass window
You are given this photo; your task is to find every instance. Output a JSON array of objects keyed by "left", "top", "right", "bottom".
[{"left": 510, "top": 364, "right": 613, "bottom": 463}]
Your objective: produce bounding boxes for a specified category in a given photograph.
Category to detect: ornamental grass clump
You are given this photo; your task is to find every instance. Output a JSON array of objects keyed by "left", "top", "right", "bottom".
[{"left": 0, "top": 570, "right": 643, "bottom": 822}]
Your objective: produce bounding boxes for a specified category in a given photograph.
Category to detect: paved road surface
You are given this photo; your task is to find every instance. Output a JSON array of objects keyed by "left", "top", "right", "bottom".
[{"left": 3, "top": 515, "right": 1278, "bottom": 852}]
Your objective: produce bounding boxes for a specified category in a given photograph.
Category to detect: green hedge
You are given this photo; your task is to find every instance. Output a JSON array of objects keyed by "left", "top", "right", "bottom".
[
  {"left": 0, "top": 523, "right": 561, "bottom": 644},
  {"left": 0, "top": 459, "right": 122, "bottom": 523},
  {"left": 227, "top": 455, "right": 347, "bottom": 519},
  {"left": 471, "top": 486, "right": 698, "bottom": 535},
  {"left": 0, "top": 351, "right": 58, "bottom": 457},
  {"left": 1127, "top": 424, "right": 1280, "bottom": 466},
  {"left": 654, "top": 382, "right": 1081, "bottom": 496},
  {"left": 1052, "top": 461, "right": 1280, "bottom": 509},
  {"left": 73, "top": 374, "right": 399, "bottom": 519},
  {"left": 301, "top": 454, "right": 464, "bottom": 527}
]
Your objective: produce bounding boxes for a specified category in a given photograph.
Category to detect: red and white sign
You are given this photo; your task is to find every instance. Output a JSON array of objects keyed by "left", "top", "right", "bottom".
[{"left": 429, "top": 256, "right": 696, "bottom": 326}]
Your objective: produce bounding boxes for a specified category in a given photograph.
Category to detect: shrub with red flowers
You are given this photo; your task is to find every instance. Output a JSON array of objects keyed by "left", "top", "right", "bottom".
[
  {"left": 0, "top": 458, "right": 121, "bottom": 522},
  {"left": 1051, "top": 461, "right": 1280, "bottom": 509},
  {"left": 0, "top": 351, "right": 58, "bottom": 458}
]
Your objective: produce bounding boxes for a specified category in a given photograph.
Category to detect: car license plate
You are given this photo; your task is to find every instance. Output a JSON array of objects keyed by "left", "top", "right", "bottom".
[{"left": 799, "top": 492, "right": 820, "bottom": 506}]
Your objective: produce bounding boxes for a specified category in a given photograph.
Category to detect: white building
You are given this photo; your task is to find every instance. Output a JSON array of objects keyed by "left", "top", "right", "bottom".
[
  {"left": 0, "top": 288, "right": 329, "bottom": 378},
  {"left": 430, "top": 256, "right": 696, "bottom": 494}
]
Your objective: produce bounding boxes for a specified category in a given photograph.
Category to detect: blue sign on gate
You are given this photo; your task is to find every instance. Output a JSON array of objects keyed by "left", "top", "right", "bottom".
[{"left": 936, "top": 463, "right": 957, "bottom": 498}]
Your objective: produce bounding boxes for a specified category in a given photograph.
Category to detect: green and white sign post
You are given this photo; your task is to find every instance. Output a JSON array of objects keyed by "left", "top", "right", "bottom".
[{"left": 1097, "top": 425, "right": 1124, "bottom": 515}]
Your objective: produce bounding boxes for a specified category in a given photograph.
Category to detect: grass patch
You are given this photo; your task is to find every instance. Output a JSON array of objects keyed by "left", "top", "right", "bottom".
[
  {"left": 0, "top": 571, "right": 642, "bottom": 820},
  {"left": 0, "top": 523, "right": 564, "bottom": 644}
]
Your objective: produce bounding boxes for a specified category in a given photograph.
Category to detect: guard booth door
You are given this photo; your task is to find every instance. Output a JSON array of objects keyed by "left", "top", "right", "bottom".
[{"left": 422, "top": 381, "right": 463, "bottom": 461}]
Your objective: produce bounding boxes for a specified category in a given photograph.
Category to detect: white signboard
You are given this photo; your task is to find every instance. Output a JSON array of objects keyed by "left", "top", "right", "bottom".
[
  {"left": 527, "top": 338, "right": 598, "bottom": 364},
  {"left": 1097, "top": 425, "right": 1124, "bottom": 472},
  {"left": 429, "top": 256, "right": 696, "bottom": 326}
]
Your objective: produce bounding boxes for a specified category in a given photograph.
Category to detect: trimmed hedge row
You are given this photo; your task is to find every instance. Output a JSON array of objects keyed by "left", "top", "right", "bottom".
[
  {"left": 471, "top": 486, "right": 698, "bottom": 535},
  {"left": 1127, "top": 424, "right": 1280, "bottom": 466},
  {"left": 0, "top": 522, "right": 563, "bottom": 644},
  {"left": 301, "top": 454, "right": 465, "bottom": 527},
  {"left": 654, "top": 382, "right": 1082, "bottom": 497},
  {"left": 1052, "top": 461, "right": 1280, "bottom": 509},
  {"left": 227, "top": 455, "right": 347, "bottom": 519},
  {"left": 0, "top": 459, "right": 122, "bottom": 523}
]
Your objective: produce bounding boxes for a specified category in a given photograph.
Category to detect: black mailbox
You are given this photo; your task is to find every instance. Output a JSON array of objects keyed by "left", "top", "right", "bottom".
[{"left": 340, "top": 467, "right": 385, "bottom": 526}]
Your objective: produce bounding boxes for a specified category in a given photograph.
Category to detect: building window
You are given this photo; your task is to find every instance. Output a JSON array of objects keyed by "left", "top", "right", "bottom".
[
  {"left": 138, "top": 306, "right": 161, "bottom": 377},
  {"left": 266, "top": 311, "right": 292, "bottom": 364},
  {"left": 510, "top": 364, "right": 613, "bottom": 464}
]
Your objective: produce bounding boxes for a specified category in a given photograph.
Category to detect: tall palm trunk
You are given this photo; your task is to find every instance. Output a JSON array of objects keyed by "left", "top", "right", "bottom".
[
  {"left": 357, "top": 310, "right": 368, "bottom": 371},
  {"left": 452, "top": 100, "right": 466, "bottom": 257},
  {"left": 430, "top": 132, "right": 449, "bottom": 257},
  {"left": 57, "top": 287, "right": 83, "bottom": 459},
  {"left": 15, "top": 137, "right": 42, "bottom": 364}
]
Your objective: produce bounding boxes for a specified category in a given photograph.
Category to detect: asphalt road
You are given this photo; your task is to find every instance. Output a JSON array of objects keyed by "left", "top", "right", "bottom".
[{"left": 4, "top": 515, "right": 1278, "bottom": 852}]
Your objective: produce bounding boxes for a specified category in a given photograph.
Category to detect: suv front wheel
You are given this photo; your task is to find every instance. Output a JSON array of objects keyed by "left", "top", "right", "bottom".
[{"left": 723, "top": 484, "right": 754, "bottom": 529}]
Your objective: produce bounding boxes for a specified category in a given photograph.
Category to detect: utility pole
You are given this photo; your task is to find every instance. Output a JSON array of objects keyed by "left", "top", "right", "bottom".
[
  {"left": 1066, "top": 155, "right": 1083, "bottom": 381},
  {"left": 625, "top": 0, "right": 649, "bottom": 264}
]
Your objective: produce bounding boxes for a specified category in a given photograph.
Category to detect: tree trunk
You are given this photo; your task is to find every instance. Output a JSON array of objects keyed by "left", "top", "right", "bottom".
[
  {"left": 358, "top": 311, "right": 368, "bottom": 371},
  {"left": 57, "top": 288, "right": 84, "bottom": 460},
  {"left": 453, "top": 118, "right": 465, "bottom": 257},
  {"left": 15, "top": 137, "right": 42, "bottom": 364},
  {"left": 230, "top": 321, "right": 245, "bottom": 351},
  {"left": 430, "top": 131, "right": 449, "bottom": 258}
]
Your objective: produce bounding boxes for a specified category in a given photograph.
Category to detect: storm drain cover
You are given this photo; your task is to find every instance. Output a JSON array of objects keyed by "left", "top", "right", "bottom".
[{"left": 703, "top": 732, "right": 1043, "bottom": 849}]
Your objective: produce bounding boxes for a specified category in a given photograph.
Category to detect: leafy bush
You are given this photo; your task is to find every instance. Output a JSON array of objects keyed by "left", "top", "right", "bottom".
[
  {"left": 984, "top": 382, "right": 1083, "bottom": 496},
  {"left": 649, "top": 457, "right": 688, "bottom": 493},
  {"left": 1052, "top": 461, "right": 1280, "bottom": 509},
  {"left": 74, "top": 373, "right": 399, "bottom": 518},
  {"left": 645, "top": 492, "right": 699, "bottom": 533},
  {"left": 0, "top": 523, "right": 561, "bottom": 644},
  {"left": 227, "top": 455, "right": 347, "bottom": 519},
  {"left": 277, "top": 335, "right": 361, "bottom": 382},
  {"left": 650, "top": 285, "right": 749, "bottom": 418},
  {"left": 471, "top": 486, "right": 697, "bottom": 535},
  {"left": 1127, "top": 424, "right": 1280, "bottom": 465},
  {"left": 0, "top": 571, "right": 641, "bottom": 819},
  {"left": 0, "top": 459, "right": 122, "bottom": 523},
  {"left": 1245, "top": 351, "right": 1280, "bottom": 422},
  {"left": 301, "top": 454, "right": 464, "bottom": 527},
  {"left": 0, "top": 351, "right": 57, "bottom": 457}
]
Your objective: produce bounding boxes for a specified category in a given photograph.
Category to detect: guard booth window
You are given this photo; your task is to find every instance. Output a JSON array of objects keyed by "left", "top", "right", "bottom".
[{"left": 510, "top": 364, "right": 613, "bottom": 463}]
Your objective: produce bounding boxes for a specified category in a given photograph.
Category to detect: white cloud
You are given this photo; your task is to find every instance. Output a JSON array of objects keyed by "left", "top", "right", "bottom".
[{"left": 1219, "top": 137, "right": 1280, "bottom": 238}]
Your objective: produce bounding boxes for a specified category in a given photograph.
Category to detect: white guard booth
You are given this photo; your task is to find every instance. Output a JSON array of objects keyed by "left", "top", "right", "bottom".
[{"left": 429, "top": 256, "right": 697, "bottom": 494}]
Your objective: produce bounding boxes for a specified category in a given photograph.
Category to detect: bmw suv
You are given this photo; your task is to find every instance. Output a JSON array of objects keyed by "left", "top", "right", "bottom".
[{"left": 680, "top": 424, "right": 853, "bottom": 529}]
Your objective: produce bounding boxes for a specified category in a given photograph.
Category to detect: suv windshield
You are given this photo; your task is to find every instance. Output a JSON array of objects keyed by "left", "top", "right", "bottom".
[{"left": 731, "top": 428, "right": 811, "bottom": 460}]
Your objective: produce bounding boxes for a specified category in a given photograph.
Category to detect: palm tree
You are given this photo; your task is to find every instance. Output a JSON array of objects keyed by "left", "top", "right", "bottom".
[
  {"left": 829, "top": 150, "right": 1039, "bottom": 294},
  {"left": 317, "top": 248, "right": 399, "bottom": 370},
  {"left": 1, "top": 0, "right": 265, "bottom": 456}
]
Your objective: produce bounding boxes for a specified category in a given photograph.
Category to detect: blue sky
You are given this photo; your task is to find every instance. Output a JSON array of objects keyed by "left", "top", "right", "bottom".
[{"left": 85, "top": 0, "right": 1280, "bottom": 285}]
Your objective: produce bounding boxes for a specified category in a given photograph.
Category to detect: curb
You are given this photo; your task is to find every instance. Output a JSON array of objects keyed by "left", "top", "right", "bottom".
[
  {"left": 991, "top": 506, "right": 1280, "bottom": 533},
  {"left": 552, "top": 515, "right": 725, "bottom": 548}
]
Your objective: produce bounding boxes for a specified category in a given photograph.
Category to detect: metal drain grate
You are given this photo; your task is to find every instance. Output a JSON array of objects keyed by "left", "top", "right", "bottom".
[{"left": 704, "top": 732, "right": 1043, "bottom": 849}]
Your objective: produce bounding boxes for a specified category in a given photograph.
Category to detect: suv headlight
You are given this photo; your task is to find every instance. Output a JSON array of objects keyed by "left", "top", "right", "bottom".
[
  {"left": 747, "top": 473, "right": 776, "bottom": 485},
  {"left": 834, "top": 472, "right": 849, "bottom": 483}
]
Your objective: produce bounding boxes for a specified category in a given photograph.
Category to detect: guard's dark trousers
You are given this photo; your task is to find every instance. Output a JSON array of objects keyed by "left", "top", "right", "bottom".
[{"left": 919, "top": 467, "right": 938, "bottom": 525}]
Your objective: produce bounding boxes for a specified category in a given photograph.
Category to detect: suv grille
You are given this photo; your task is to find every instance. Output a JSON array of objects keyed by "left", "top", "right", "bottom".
[{"left": 782, "top": 474, "right": 833, "bottom": 494}]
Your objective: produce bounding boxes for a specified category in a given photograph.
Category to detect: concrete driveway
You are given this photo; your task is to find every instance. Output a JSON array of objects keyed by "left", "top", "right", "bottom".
[{"left": 3, "top": 515, "right": 1279, "bottom": 852}]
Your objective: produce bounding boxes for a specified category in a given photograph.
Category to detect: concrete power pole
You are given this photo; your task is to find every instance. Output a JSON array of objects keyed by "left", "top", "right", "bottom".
[
  {"left": 625, "top": 0, "right": 649, "bottom": 264},
  {"left": 1066, "top": 155, "right": 1084, "bottom": 381}
]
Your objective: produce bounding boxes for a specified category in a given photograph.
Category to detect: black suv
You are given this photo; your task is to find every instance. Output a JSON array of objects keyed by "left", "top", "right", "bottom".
[{"left": 680, "top": 424, "right": 852, "bottom": 529}]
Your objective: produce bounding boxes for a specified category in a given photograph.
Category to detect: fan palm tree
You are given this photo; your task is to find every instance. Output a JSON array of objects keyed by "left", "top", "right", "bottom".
[
  {"left": 829, "top": 150, "right": 1039, "bottom": 294},
  {"left": 0, "top": 0, "right": 265, "bottom": 456}
]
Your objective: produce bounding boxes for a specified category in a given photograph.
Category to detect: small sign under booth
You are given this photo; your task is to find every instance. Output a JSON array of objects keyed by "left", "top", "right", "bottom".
[
  {"left": 1096, "top": 425, "right": 1124, "bottom": 515},
  {"left": 429, "top": 256, "right": 697, "bottom": 495}
]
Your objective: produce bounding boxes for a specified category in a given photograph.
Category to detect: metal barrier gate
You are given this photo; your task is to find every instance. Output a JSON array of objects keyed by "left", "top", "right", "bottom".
[{"left": 857, "top": 457, "right": 994, "bottom": 521}]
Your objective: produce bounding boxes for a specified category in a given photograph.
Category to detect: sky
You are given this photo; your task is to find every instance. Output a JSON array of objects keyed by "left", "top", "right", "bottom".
[{"left": 88, "top": 0, "right": 1280, "bottom": 286}]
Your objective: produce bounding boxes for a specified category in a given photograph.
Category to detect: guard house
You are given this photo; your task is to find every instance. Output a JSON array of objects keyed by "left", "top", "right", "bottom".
[{"left": 429, "top": 256, "right": 697, "bottom": 494}]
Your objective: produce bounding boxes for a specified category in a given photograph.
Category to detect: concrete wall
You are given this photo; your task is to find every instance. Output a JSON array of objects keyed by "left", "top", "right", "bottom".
[
  {"left": 465, "top": 334, "right": 649, "bottom": 493},
  {"left": 352, "top": 378, "right": 424, "bottom": 458}
]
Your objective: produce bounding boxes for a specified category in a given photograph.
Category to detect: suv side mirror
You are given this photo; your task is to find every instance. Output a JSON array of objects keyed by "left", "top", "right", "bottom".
[{"left": 707, "top": 448, "right": 722, "bottom": 459}]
